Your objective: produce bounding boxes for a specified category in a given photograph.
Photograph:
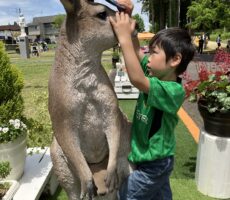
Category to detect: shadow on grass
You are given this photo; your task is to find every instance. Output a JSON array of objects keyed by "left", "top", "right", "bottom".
[
  {"left": 39, "top": 186, "right": 67, "bottom": 200},
  {"left": 25, "top": 85, "right": 47, "bottom": 89},
  {"left": 182, "top": 156, "right": 196, "bottom": 178}
]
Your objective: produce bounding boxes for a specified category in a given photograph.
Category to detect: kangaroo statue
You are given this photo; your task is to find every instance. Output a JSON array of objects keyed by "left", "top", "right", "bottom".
[{"left": 48, "top": 0, "right": 132, "bottom": 199}]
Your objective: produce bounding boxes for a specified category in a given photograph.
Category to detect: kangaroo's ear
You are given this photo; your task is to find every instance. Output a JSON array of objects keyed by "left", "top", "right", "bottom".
[{"left": 60, "top": 0, "right": 81, "bottom": 13}]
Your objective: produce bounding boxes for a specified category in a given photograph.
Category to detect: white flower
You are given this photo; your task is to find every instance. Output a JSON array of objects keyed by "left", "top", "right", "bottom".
[
  {"left": 9, "top": 119, "right": 14, "bottom": 125},
  {"left": 0, "top": 127, "right": 2, "bottom": 132},
  {"left": 15, "top": 119, "right": 20, "bottom": 124},
  {"left": 2, "top": 127, "right": 9, "bottom": 133},
  {"left": 14, "top": 123, "right": 20, "bottom": 129},
  {"left": 21, "top": 123, "right": 27, "bottom": 129}
]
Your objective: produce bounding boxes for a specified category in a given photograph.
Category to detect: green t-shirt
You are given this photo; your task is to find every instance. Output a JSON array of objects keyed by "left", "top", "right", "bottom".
[{"left": 128, "top": 56, "right": 185, "bottom": 163}]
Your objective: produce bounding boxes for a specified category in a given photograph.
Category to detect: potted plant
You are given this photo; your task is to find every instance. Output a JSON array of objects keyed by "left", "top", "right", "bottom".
[
  {"left": 0, "top": 119, "right": 27, "bottom": 180},
  {"left": 0, "top": 41, "right": 27, "bottom": 181},
  {"left": 0, "top": 161, "right": 19, "bottom": 200},
  {"left": 183, "top": 50, "right": 230, "bottom": 137}
]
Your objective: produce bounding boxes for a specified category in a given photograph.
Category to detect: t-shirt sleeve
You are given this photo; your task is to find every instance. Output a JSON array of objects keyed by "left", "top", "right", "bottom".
[
  {"left": 147, "top": 77, "right": 185, "bottom": 114},
  {"left": 140, "top": 55, "right": 149, "bottom": 75}
]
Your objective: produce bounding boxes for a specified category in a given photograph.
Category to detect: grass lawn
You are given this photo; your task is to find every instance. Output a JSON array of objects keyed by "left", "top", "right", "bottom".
[{"left": 8, "top": 50, "right": 222, "bottom": 200}]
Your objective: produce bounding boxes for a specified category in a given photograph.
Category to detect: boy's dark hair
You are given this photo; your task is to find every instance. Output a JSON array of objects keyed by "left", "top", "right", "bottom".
[{"left": 149, "top": 27, "right": 195, "bottom": 75}]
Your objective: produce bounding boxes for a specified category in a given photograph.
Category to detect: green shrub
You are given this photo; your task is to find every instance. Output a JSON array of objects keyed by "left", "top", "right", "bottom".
[
  {"left": 0, "top": 161, "right": 11, "bottom": 180},
  {"left": 0, "top": 42, "right": 24, "bottom": 122}
]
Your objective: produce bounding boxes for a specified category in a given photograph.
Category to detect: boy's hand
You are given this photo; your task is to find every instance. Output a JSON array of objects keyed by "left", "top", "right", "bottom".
[
  {"left": 117, "top": 0, "right": 134, "bottom": 16},
  {"left": 109, "top": 12, "right": 136, "bottom": 44}
]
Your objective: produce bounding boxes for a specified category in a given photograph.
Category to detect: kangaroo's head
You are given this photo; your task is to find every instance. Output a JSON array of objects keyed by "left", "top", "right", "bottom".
[{"left": 60, "top": 0, "right": 117, "bottom": 52}]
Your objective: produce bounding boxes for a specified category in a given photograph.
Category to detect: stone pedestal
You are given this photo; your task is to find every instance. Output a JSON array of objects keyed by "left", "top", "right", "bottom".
[
  {"left": 195, "top": 130, "right": 230, "bottom": 199},
  {"left": 19, "top": 36, "right": 30, "bottom": 59}
]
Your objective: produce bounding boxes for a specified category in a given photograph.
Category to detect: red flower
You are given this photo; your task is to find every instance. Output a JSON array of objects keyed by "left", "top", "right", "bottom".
[
  {"left": 183, "top": 50, "right": 230, "bottom": 99},
  {"left": 198, "top": 65, "right": 210, "bottom": 81}
]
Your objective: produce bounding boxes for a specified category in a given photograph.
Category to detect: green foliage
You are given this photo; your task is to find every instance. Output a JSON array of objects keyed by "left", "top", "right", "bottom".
[
  {"left": 53, "top": 14, "right": 66, "bottom": 29},
  {"left": 139, "top": 0, "right": 188, "bottom": 30},
  {"left": 25, "top": 91, "right": 52, "bottom": 148},
  {"left": 187, "top": 0, "right": 230, "bottom": 31},
  {"left": 132, "top": 14, "right": 145, "bottom": 32},
  {"left": 0, "top": 161, "right": 11, "bottom": 180},
  {"left": 112, "top": 50, "right": 120, "bottom": 59},
  {"left": 214, "top": 0, "right": 230, "bottom": 29},
  {"left": 149, "top": 24, "right": 153, "bottom": 33},
  {"left": 0, "top": 42, "right": 24, "bottom": 122}
]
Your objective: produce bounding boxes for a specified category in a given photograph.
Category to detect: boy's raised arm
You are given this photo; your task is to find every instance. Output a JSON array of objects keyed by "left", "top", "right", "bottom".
[
  {"left": 116, "top": 0, "right": 144, "bottom": 61},
  {"left": 109, "top": 12, "right": 149, "bottom": 93}
]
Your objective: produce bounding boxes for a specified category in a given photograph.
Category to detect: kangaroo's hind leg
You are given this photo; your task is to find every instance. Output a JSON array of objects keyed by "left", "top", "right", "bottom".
[{"left": 51, "top": 137, "right": 81, "bottom": 200}]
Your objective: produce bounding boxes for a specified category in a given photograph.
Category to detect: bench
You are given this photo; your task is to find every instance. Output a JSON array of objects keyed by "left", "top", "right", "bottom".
[{"left": 13, "top": 147, "right": 58, "bottom": 200}]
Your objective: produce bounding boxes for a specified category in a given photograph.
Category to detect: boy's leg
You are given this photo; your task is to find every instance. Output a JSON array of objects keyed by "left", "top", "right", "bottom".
[
  {"left": 119, "top": 156, "right": 174, "bottom": 200},
  {"left": 119, "top": 169, "right": 162, "bottom": 200},
  {"left": 152, "top": 175, "right": 172, "bottom": 200}
]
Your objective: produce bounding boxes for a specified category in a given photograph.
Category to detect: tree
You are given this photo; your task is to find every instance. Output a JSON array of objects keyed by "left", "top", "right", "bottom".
[
  {"left": 132, "top": 14, "right": 145, "bottom": 32},
  {"left": 138, "top": 0, "right": 191, "bottom": 31},
  {"left": 0, "top": 42, "right": 24, "bottom": 122},
  {"left": 187, "top": 0, "right": 230, "bottom": 31},
  {"left": 53, "top": 14, "right": 66, "bottom": 29},
  {"left": 214, "top": 0, "right": 230, "bottom": 29}
]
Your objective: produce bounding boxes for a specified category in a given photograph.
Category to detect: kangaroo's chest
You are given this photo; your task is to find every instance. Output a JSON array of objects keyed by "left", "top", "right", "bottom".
[{"left": 69, "top": 72, "right": 117, "bottom": 163}]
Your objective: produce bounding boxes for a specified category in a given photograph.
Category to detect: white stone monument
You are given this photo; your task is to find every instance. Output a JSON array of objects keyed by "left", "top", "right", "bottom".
[
  {"left": 18, "top": 12, "right": 27, "bottom": 37},
  {"left": 18, "top": 11, "right": 30, "bottom": 58}
]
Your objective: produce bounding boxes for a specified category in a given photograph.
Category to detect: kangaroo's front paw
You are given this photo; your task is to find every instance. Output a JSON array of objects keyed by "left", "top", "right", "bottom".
[
  {"left": 105, "top": 168, "right": 118, "bottom": 193},
  {"left": 80, "top": 179, "right": 97, "bottom": 200}
]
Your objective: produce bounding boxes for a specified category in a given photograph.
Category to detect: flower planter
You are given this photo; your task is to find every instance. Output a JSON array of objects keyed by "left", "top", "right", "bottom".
[
  {"left": 0, "top": 134, "right": 27, "bottom": 180},
  {"left": 195, "top": 130, "right": 230, "bottom": 199},
  {"left": 198, "top": 101, "right": 230, "bottom": 137},
  {"left": 0, "top": 180, "right": 19, "bottom": 200}
]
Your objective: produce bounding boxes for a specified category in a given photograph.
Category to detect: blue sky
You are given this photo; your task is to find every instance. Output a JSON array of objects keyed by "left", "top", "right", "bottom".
[{"left": 0, "top": 0, "right": 150, "bottom": 30}]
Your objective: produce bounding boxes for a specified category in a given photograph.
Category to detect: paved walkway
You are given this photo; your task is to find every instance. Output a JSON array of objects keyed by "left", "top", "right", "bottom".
[{"left": 206, "top": 40, "right": 228, "bottom": 50}]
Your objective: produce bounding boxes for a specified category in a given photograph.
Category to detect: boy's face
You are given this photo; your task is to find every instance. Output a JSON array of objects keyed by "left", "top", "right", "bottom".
[{"left": 147, "top": 45, "right": 176, "bottom": 80}]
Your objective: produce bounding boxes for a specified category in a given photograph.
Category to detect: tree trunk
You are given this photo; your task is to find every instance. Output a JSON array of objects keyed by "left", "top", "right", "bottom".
[
  {"left": 169, "top": 0, "right": 172, "bottom": 27},
  {"left": 159, "top": 0, "right": 165, "bottom": 30},
  {"left": 178, "top": 0, "right": 180, "bottom": 27}
]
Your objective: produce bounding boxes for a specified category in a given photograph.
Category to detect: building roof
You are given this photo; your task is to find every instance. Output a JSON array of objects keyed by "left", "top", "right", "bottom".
[
  {"left": 0, "top": 24, "right": 20, "bottom": 31},
  {"left": 138, "top": 32, "right": 154, "bottom": 40},
  {"left": 28, "top": 15, "right": 59, "bottom": 26}
]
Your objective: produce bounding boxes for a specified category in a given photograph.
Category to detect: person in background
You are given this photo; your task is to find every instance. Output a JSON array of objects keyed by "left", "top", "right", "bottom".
[
  {"left": 198, "top": 35, "right": 204, "bottom": 54},
  {"left": 202, "top": 32, "right": 207, "bottom": 49},
  {"left": 216, "top": 34, "right": 221, "bottom": 49},
  {"left": 227, "top": 40, "right": 230, "bottom": 52},
  {"left": 110, "top": 0, "right": 195, "bottom": 199}
]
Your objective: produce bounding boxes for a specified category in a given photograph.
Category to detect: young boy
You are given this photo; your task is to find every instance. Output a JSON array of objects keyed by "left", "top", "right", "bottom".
[{"left": 109, "top": 2, "right": 195, "bottom": 200}]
